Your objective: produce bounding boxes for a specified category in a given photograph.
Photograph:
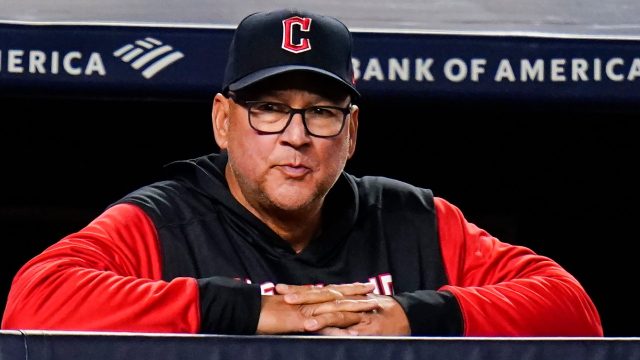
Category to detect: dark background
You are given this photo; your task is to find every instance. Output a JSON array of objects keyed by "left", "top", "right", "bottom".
[{"left": 1, "top": 92, "right": 637, "bottom": 336}]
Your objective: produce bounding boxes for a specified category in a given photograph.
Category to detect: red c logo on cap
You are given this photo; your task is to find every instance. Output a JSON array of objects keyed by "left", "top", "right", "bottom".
[{"left": 282, "top": 17, "right": 312, "bottom": 54}]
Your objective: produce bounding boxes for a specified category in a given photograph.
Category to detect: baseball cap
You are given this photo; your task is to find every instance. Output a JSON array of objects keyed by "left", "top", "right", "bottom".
[{"left": 222, "top": 9, "right": 360, "bottom": 98}]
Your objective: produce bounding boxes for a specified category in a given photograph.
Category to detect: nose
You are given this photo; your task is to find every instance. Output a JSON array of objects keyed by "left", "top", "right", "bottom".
[{"left": 279, "top": 112, "right": 311, "bottom": 147}]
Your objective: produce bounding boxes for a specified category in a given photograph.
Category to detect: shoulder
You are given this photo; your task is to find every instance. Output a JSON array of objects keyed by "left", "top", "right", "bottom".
[
  {"left": 114, "top": 178, "right": 221, "bottom": 228},
  {"left": 118, "top": 180, "right": 192, "bottom": 210},
  {"left": 347, "top": 173, "right": 434, "bottom": 212},
  {"left": 115, "top": 153, "right": 227, "bottom": 216}
]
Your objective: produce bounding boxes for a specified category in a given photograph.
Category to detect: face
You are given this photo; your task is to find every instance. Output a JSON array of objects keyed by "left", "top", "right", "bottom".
[{"left": 212, "top": 74, "right": 359, "bottom": 219}]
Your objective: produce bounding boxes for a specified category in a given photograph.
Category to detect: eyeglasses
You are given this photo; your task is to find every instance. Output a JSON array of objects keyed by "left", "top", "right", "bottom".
[{"left": 230, "top": 97, "right": 352, "bottom": 138}]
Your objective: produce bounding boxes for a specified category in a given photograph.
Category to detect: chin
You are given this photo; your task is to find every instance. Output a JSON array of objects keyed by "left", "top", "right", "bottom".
[
  {"left": 268, "top": 195, "right": 314, "bottom": 212},
  {"left": 265, "top": 188, "right": 318, "bottom": 212}
]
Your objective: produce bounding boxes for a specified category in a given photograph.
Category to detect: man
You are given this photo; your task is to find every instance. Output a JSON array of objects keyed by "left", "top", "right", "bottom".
[{"left": 2, "top": 9, "right": 602, "bottom": 336}]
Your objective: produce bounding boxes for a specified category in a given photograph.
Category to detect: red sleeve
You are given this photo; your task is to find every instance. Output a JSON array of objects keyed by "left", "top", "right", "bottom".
[
  {"left": 434, "top": 197, "right": 603, "bottom": 336},
  {"left": 1, "top": 203, "right": 201, "bottom": 333}
]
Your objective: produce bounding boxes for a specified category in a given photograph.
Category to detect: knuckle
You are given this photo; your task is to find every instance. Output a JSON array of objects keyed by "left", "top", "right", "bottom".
[
  {"left": 328, "top": 289, "right": 344, "bottom": 299},
  {"left": 299, "top": 305, "right": 314, "bottom": 316}
]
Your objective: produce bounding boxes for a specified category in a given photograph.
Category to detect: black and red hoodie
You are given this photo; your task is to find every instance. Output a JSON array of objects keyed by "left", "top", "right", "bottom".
[{"left": 2, "top": 153, "right": 602, "bottom": 336}]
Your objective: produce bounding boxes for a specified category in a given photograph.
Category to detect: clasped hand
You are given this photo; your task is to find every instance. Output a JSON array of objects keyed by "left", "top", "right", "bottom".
[{"left": 257, "top": 282, "right": 410, "bottom": 336}]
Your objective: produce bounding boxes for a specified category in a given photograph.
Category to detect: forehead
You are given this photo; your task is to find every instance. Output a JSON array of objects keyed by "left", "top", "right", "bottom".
[{"left": 236, "top": 71, "right": 350, "bottom": 103}]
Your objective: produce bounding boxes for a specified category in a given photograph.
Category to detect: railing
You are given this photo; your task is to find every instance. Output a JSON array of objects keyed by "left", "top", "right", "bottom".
[{"left": 1, "top": 331, "right": 639, "bottom": 360}]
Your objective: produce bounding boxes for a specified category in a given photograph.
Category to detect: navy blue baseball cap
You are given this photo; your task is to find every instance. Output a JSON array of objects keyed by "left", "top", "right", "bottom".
[{"left": 222, "top": 9, "right": 360, "bottom": 98}]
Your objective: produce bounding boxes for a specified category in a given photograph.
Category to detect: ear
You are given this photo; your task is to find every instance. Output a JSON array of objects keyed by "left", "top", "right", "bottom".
[
  {"left": 212, "top": 93, "right": 231, "bottom": 150},
  {"left": 347, "top": 104, "right": 359, "bottom": 159}
]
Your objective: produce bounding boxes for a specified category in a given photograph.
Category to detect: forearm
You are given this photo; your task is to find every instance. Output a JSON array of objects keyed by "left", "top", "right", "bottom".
[
  {"left": 442, "top": 275, "right": 603, "bottom": 336},
  {"left": 2, "top": 263, "right": 200, "bottom": 332},
  {"left": 393, "top": 290, "right": 462, "bottom": 335},
  {"left": 198, "top": 277, "right": 261, "bottom": 334}
]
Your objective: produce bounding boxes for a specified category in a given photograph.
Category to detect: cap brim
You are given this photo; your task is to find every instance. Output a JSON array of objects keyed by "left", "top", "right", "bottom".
[{"left": 227, "top": 65, "right": 360, "bottom": 98}]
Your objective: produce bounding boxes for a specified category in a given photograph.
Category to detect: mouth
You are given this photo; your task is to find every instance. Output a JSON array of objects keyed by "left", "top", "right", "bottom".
[{"left": 276, "top": 163, "right": 311, "bottom": 178}]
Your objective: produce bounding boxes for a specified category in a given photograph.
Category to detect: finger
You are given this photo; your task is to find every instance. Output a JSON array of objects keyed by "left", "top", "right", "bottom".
[
  {"left": 324, "top": 282, "right": 376, "bottom": 296},
  {"left": 345, "top": 322, "right": 376, "bottom": 336},
  {"left": 283, "top": 288, "right": 344, "bottom": 304},
  {"left": 304, "top": 312, "right": 364, "bottom": 332},
  {"left": 275, "top": 283, "right": 316, "bottom": 295},
  {"left": 309, "top": 299, "right": 381, "bottom": 315},
  {"left": 315, "top": 327, "right": 359, "bottom": 336},
  {"left": 275, "top": 282, "right": 375, "bottom": 296}
]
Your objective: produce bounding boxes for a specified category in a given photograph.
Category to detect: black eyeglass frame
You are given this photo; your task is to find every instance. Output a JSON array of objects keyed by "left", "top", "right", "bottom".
[{"left": 229, "top": 96, "right": 352, "bottom": 138}]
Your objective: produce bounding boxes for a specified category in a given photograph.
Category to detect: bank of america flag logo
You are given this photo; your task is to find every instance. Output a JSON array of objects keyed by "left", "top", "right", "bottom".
[{"left": 113, "top": 37, "right": 184, "bottom": 79}]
